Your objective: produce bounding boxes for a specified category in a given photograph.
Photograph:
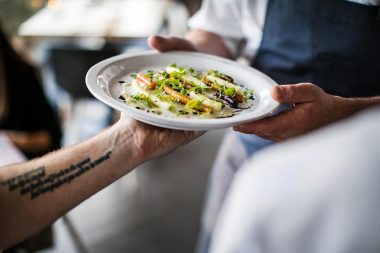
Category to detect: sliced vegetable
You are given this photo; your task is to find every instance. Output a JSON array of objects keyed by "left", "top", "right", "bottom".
[
  {"left": 166, "top": 66, "right": 209, "bottom": 88},
  {"left": 189, "top": 91, "right": 222, "bottom": 112},
  {"left": 136, "top": 73, "right": 157, "bottom": 90},
  {"left": 206, "top": 75, "right": 244, "bottom": 97},
  {"left": 185, "top": 99, "right": 202, "bottom": 110},
  {"left": 163, "top": 84, "right": 191, "bottom": 104},
  {"left": 132, "top": 80, "right": 173, "bottom": 111},
  {"left": 185, "top": 99, "right": 212, "bottom": 113}
]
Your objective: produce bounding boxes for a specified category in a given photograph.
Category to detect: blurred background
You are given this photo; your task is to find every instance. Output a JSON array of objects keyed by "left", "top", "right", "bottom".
[{"left": 0, "top": 0, "right": 229, "bottom": 252}]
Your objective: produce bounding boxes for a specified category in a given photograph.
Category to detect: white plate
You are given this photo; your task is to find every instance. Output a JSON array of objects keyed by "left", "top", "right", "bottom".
[{"left": 86, "top": 51, "right": 280, "bottom": 131}]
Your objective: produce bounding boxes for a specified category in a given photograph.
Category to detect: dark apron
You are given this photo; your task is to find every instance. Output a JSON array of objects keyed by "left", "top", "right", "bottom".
[
  {"left": 239, "top": 0, "right": 380, "bottom": 153},
  {"left": 252, "top": 0, "right": 380, "bottom": 97}
]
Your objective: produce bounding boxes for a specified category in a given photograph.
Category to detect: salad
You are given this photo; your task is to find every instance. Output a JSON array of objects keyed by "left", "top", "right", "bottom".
[{"left": 118, "top": 64, "right": 255, "bottom": 119}]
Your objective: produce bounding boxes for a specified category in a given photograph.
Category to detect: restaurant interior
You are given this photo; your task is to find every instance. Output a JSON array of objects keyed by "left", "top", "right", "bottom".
[
  {"left": 0, "top": 1, "right": 228, "bottom": 253},
  {"left": 3, "top": 1, "right": 380, "bottom": 253}
]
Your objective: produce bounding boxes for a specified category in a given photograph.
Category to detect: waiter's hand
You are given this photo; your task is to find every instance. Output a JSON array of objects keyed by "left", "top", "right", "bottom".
[
  {"left": 148, "top": 32, "right": 234, "bottom": 59},
  {"left": 148, "top": 35, "right": 197, "bottom": 52},
  {"left": 233, "top": 83, "right": 352, "bottom": 142}
]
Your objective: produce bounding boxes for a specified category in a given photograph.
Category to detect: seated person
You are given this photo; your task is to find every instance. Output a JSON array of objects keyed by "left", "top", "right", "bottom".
[
  {"left": 0, "top": 24, "right": 61, "bottom": 252},
  {"left": 0, "top": 24, "right": 61, "bottom": 158}
]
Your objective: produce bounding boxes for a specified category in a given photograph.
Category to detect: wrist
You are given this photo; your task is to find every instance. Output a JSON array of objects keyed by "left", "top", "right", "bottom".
[
  {"left": 333, "top": 95, "right": 380, "bottom": 120},
  {"left": 106, "top": 119, "right": 155, "bottom": 168}
]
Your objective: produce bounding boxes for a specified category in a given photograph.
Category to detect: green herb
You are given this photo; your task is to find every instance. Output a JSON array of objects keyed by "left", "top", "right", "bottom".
[
  {"left": 162, "top": 71, "right": 170, "bottom": 78},
  {"left": 185, "top": 99, "right": 202, "bottom": 110},
  {"left": 168, "top": 104, "right": 176, "bottom": 112},
  {"left": 189, "top": 85, "right": 203, "bottom": 94},
  {"left": 244, "top": 89, "right": 255, "bottom": 99},
  {"left": 170, "top": 70, "right": 185, "bottom": 79},
  {"left": 131, "top": 93, "right": 156, "bottom": 108},
  {"left": 147, "top": 70, "right": 154, "bottom": 80},
  {"left": 178, "top": 67, "right": 187, "bottom": 74},
  {"left": 224, "top": 87, "right": 236, "bottom": 97}
]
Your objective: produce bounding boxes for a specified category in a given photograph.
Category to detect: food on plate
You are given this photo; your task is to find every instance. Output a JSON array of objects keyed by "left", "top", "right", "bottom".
[{"left": 118, "top": 64, "right": 255, "bottom": 118}]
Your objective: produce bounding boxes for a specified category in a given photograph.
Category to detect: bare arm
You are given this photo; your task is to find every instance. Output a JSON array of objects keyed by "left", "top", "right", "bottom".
[
  {"left": 148, "top": 29, "right": 234, "bottom": 59},
  {"left": 0, "top": 115, "right": 202, "bottom": 250}
]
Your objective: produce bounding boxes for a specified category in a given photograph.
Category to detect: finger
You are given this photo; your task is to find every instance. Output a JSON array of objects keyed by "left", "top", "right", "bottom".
[
  {"left": 233, "top": 116, "right": 276, "bottom": 136},
  {"left": 148, "top": 35, "right": 196, "bottom": 52},
  {"left": 271, "top": 83, "right": 321, "bottom": 104},
  {"left": 233, "top": 109, "right": 298, "bottom": 141}
]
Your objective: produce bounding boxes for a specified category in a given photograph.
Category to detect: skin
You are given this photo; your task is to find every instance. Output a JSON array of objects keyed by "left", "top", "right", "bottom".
[
  {"left": 0, "top": 114, "right": 203, "bottom": 250},
  {"left": 148, "top": 32, "right": 380, "bottom": 141},
  {"left": 148, "top": 30, "right": 233, "bottom": 59},
  {"left": 233, "top": 84, "right": 380, "bottom": 141}
]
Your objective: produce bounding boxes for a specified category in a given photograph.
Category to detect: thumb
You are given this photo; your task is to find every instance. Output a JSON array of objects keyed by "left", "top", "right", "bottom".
[
  {"left": 148, "top": 35, "right": 197, "bottom": 52},
  {"left": 271, "top": 83, "right": 322, "bottom": 103}
]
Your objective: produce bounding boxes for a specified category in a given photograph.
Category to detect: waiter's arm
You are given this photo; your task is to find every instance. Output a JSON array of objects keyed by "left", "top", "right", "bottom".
[{"left": 0, "top": 115, "right": 202, "bottom": 250}]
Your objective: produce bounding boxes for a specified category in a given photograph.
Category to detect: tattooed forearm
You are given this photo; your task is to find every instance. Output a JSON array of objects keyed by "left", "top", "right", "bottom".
[{"left": 0, "top": 151, "right": 112, "bottom": 199}]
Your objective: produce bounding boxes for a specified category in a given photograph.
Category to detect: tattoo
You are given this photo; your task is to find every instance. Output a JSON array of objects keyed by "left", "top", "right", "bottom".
[{"left": 0, "top": 151, "right": 112, "bottom": 199}]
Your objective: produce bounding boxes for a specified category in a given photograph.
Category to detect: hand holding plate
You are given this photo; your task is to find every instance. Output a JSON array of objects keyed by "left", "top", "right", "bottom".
[
  {"left": 233, "top": 83, "right": 350, "bottom": 141},
  {"left": 148, "top": 35, "right": 197, "bottom": 52},
  {"left": 114, "top": 113, "right": 204, "bottom": 161}
]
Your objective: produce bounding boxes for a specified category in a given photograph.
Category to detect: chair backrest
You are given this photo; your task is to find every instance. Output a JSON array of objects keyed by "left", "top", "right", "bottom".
[{"left": 49, "top": 47, "right": 119, "bottom": 99}]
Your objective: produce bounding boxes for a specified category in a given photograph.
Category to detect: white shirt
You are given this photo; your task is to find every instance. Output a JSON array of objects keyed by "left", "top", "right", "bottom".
[
  {"left": 188, "top": 0, "right": 380, "bottom": 59},
  {"left": 209, "top": 106, "right": 380, "bottom": 253}
]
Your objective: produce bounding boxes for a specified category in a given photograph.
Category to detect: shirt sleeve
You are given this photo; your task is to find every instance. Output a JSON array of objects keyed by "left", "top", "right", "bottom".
[
  {"left": 210, "top": 106, "right": 380, "bottom": 253},
  {"left": 188, "top": 0, "right": 244, "bottom": 57}
]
